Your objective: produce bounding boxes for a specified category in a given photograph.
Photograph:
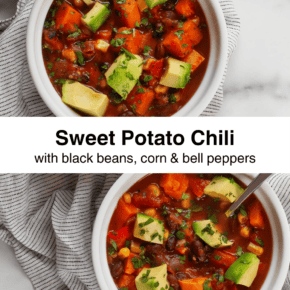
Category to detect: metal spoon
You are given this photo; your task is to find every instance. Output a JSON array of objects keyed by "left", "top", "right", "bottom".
[{"left": 225, "top": 173, "right": 272, "bottom": 217}]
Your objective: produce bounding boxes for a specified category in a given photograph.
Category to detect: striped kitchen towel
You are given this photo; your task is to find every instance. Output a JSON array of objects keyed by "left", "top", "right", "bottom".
[
  {"left": 0, "top": 173, "right": 289, "bottom": 290},
  {"left": 0, "top": 0, "right": 240, "bottom": 116}
]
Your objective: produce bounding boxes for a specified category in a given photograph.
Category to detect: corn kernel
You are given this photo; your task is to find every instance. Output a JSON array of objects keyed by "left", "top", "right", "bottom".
[
  {"left": 123, "top": 193, "right": 131, "bottom": 204},
  {"left": 164, "top": 229, "right": 169, "bottom": 241},
  {"left": 238, "top": 212, "right": 248, "bottom": 224},
  {"left": 147, "top": 184, "right": 160, "bottom": 197},
  {"left": 131, "top": 240, "right": 142, "bottom": 254},
  {"left": 240, "top": 226, "right": 250, "bottom": 238},
  {"left": 118, "top": 247, "right": 130, "bottom": 259},
  {"left": 181, "top": 198, "right": 191, "bottom": 209},
  {"left": 144, "top": 208, "right": 156, "bottom": 217},
  {"left": 247, "top": 242, "right": 264, "bottom": 256}
]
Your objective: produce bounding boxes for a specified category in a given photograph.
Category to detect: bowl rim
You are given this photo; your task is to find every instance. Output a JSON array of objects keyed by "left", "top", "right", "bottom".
[
  {"left": 92, "top": 173, "right": 290, "bottom": 290},
  {"left": 26, "top": 0, "right": 228, "bottom": 117}
]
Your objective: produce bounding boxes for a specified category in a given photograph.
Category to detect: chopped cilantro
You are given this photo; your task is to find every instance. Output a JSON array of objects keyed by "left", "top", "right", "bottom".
[
  {"left": 255, "top": 238, "right": 264, "bottom": 247},
  {"left": 75, "top": 51, "right": 84, "bottom": 66}
]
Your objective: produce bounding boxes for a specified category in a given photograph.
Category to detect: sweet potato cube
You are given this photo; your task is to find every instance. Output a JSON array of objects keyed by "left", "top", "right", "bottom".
[
  {"left": 163, "top": 21, "right": 203, "bottom": 58},
  {"left": 175, "top": 0, "right": 196, "bottom": 18},
  {"left": 160, "top": 174, "right": 189, "bottom": 200},
  {"left": 183, "top": 50, "right": 205, "bottom": 73},
  {"left": 118, "top": 274, "right": 135, "bottom": 288},
  {"left": 188, "top": 175, "right": 211, "bottom": 197},
  {"left": 249, "top": 200, "right": 265, "bottom": 229},
  {"left": 124, "top": 253, "right": 137, "bottom": 274},
  {"left": 113, "top": 28, "right": 143, "bottom": 54},
  {"left": 114, "top": 0, "right": 141, "bottom": 28},
  {"left": 140, "top": 32, "right": 157, "bottom": 53},
  {"left": 179, "top": 277, "right": 208, "bottom": 290},
  {"left": 137, "top": 0, "right": 148, "bottom": 11},
  {"left": 111, "top": 198, "right": 138, "bottom": 230},
  {"left": 127, "top": 86, "right": 155, "bottom": 116},
  {"left": 55, "top": 3, "right": 82, "bottom": 33}
]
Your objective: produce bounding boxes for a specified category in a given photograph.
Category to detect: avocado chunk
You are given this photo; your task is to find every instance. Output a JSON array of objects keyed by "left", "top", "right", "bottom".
[
  {"left": 62, "top": 80, "right": 109, "bottom": 116},
  {"left": 193, "top": 220, "right": 233, "bottom": 248},
  {"left": 145, "top": 0, "right": 168, "bottom": 9},
  {"left": 105, "top": 52, "right": 143, "bottom": 99},
  {"left": 225, "top": 253, "right": 260, "bottom": 287},
  {"left": 133, "top": 213, "right": 165, "bottom": 244},
  {"left": 204, "top": 176, "right": 245, "bottom": 203},
  {"left": 160, "top": 57, "right": 191, "bottom": 89},
  {"left": 135, "top": 264, "right": 169, "bottom": 290},
  {"left": 81, "top": 2, "right": 110, "bottom": 33}
]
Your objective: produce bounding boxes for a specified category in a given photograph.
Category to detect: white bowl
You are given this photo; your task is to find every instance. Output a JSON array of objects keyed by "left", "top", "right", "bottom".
[
  {"left": 27, "top": 0, "right": 228, "bottom": 117},
  {"left": 92, "top": 173, "right": 290, "bottom": 290}
]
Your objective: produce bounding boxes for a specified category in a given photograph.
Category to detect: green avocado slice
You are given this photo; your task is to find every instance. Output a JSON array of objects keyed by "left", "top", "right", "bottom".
[
  {"left": 133, "top": 213, "right": 165, "bottom": 244},
  {"left": 204, "top": 176, "right": 245, "bottom": 203},
  {"left": 145, "top": 0, "right": 168, "bottom": 9},
  {"left": 81, "top": 2, "right": 110, "bottom": 32},
  {"left": 105, "top": 52, "right": 143, "bottom": 99},
  {"left": 193, "top": 220, "right": 233, "bottom": 248},
  {"left": 135, "top": 264, "right": 169, "bottom": 290},
  {"left": 225, "top": 253, "right": 260, "bottom": 287},
  {"left": 62, "top": 80, "right": 109, "bottom": 116},
  {"left": 159, "top": 57, "right": 191, "bottom": 89}
]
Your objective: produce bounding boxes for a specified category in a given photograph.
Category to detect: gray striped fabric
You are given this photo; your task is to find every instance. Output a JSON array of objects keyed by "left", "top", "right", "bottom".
[
  {"left": 0, "top": 0, "right": 240, "bottom": 116},
  {"left": 0, "top": 173, "right": 289, "bottom": 290}
]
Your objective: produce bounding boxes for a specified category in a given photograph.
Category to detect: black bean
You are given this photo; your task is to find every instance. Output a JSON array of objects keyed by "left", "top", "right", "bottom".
[
  {"left": 176, "top": 272, "right": 188, "bottom": 281},
  {"left": 155, "top": 43, "right": 166, "bottom": 59},
  {"left": 167, "top": 274, "right": 180, "bottom": 290},
  {"left": 166, "top": 236, "right": 177, "bottom": 251},
  {"left": 191, "top": 235, "right": 207, "bottom": 262},
  {"left": 111, "top": 261, "right": 124, "bottom": 278}
]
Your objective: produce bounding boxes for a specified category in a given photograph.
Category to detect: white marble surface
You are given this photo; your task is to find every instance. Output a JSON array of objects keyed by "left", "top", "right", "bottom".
[
  {"left": 217, "top": 0, "right": 290, "bottom": 116},
  {"left": 0, "top": 240, "right": 34, "bottom": 290}
]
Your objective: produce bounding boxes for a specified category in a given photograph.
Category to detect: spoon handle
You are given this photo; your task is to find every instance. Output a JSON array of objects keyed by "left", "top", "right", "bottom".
[{"left": 225, "top": 173, "right": 272, "bottom": 217}]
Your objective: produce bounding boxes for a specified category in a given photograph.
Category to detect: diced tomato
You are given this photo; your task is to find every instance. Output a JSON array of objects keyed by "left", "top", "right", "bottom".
[
  {"left": 188, "top": 175, "right": 211, "bottom": 197},
  {"left": 160, "top": 174, "right": 189, "bottom": 200},
  {"left": 150, "top": 59, "right": 164, "bottom": 79},
  {"left": 108, "top": 226, "right": 130, "bottom": 248},
  {"left": 210, "top": 250, "right": 237, "bottom": 270}
]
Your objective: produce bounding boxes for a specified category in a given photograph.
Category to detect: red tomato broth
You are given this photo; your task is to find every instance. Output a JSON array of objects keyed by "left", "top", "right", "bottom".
[
  {"left": 42, "top": 0, "right": 210, "bottom": 117},
  {"left": 107, "top": 174, "right": 273, "bottom": 290}
]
